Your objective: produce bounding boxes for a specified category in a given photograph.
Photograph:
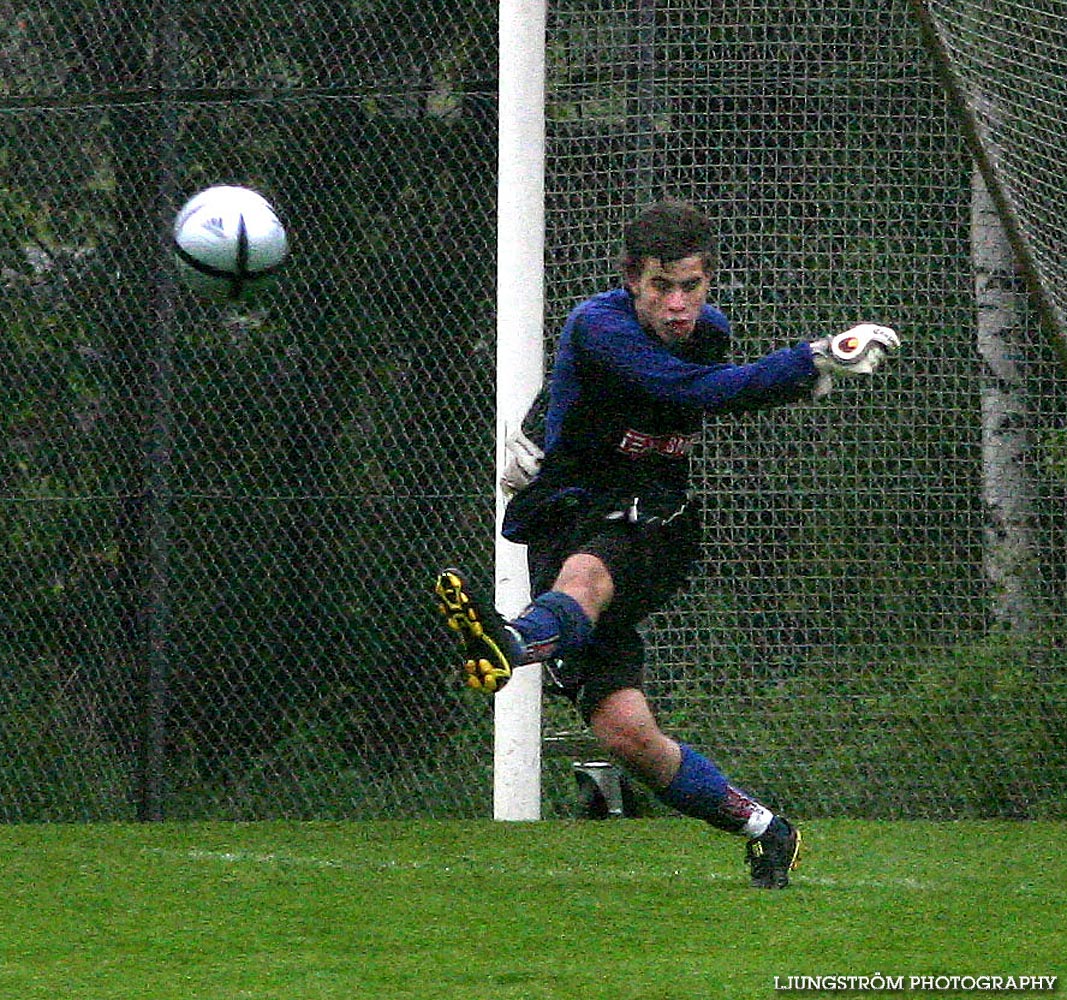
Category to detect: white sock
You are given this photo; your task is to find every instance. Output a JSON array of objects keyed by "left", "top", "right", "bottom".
[{"left": 742, "top": 805, "right": 774, "bottom": 838}]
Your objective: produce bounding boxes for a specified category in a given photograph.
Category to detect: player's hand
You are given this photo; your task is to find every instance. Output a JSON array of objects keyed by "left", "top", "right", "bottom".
[
  {"left": 812, "top": 372, "right": 835, "bottom": 401},
  {"left": 810, "top": 324, "right": 900, "bottom": 376},
  {"left": 500, "top": 427, "right": 544, "bottom": 498}
]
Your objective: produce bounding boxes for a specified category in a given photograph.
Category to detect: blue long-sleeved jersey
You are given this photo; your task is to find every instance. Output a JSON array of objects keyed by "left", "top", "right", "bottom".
[{"left": 539, "top": 286, "right": 817, "bottom": 497}]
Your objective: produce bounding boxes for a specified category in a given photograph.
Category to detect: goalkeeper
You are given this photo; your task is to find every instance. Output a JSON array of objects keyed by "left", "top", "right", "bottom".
[{"left": 435, "top": 199, "right": 899, "bottom": 889}]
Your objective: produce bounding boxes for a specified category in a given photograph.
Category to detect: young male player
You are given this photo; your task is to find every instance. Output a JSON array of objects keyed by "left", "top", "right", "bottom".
[{"left": 436, "top": 200, "right": 900, "bottom": 888}]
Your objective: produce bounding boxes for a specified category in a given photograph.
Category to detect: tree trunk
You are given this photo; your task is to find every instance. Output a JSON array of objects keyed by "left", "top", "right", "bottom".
[{"left": 973, "top": 168, "right": 1041, "bottom": 633}]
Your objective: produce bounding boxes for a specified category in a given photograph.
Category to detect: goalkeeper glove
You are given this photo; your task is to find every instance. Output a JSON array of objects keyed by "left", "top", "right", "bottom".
[
  {"left": 500, "top": 426, "right": 544, "bottom": 498},
  {"left": 810, "top": 324, "right": 900, "bottom": 376}
]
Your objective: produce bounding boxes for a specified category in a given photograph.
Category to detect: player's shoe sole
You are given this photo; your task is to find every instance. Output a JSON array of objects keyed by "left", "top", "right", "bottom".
[
  {"left": 434, "top": 568, "right": 517, "bottom": 694},
  {"left": 745, "top": 818, "right": 802, "bottom": 889}
]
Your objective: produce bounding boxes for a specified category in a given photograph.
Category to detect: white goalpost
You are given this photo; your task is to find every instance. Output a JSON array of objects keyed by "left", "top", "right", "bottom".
[{"left": 493, "top": 0, "right": 547, "bottom": 820}]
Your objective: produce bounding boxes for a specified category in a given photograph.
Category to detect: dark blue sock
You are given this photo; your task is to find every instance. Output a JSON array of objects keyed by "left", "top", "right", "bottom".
[
  {"left": 656, "top": 743, "right": 728, "bottom": 820},
  {"left": 653, "top": 738, "right": 729, "bottom": 815},
  {"left": 509, "top": 590, "right": 593, "bottom": 662},
  {"left": 655, "top": 744, "right": 771, "bottom": 834}
]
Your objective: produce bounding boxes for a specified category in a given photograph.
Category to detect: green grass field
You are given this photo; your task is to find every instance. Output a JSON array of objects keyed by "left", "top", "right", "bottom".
[{"left": 1, "top": 819, "right": 1063, "bottom": 999}]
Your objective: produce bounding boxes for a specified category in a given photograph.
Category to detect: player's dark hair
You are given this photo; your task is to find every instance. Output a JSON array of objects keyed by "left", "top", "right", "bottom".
[{"left": 620, "top": 199, "right": 716, "bottom": 282}]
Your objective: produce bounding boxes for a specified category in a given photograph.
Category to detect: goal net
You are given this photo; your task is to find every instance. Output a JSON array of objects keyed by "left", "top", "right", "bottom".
[{"left": 911, "top": 0, "right": 1067, "bottom": 351}]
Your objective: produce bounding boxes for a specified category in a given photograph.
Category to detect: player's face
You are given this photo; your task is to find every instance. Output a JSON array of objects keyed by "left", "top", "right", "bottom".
[{"left": 629, "top": 255, "right": 713, "bottom": 344}]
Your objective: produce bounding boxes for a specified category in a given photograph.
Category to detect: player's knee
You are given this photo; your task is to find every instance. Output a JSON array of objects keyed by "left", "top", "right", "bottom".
[
  {"left": 592, "top": 718, "right": 633, "bottom": 761},
  {"left": 590, "top": 689, "right": 671, "bottom": 775},
  {"left": 555, "top": 553, "right": 614, "bottom": 620}
]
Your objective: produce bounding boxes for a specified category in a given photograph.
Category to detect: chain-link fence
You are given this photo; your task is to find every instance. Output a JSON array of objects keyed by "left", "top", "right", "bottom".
[
  {"left": 2, "top": 1, "right": 500, "bottom": 822},
  {"left": 2, "top": 1, "right": 1065, "bottom": 824}
]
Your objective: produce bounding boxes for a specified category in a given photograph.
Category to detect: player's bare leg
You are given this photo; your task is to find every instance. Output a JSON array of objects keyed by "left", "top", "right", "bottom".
[
  {"left": 591, "top": 687, "right": 801, "bottom": 888},
  {"left": 589, "top": 687, "right": 681, "bottom": 787},
  {"left": 552, "top": 553, "right": 614, "bottom": 623}
]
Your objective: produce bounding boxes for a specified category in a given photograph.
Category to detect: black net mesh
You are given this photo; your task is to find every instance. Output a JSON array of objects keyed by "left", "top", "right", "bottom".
[{"left": 913, "top": 0, "right": 1067, "bottom": 347}]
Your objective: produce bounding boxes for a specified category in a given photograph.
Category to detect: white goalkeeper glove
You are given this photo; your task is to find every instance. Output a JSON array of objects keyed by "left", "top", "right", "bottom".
[
  {"left": 500, "top": 426, "right": 544, "bottom": 498},
  {"left": 810, "top": 324, "right": 900, "bottom": 377}
]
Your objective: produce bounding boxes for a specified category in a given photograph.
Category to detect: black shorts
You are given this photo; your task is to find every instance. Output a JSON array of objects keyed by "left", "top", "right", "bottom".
[{"left": 524, "top": 497, "right": 701, "bottom": 719}]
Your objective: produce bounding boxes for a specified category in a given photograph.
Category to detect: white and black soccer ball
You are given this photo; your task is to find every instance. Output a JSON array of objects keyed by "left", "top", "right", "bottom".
[{"left": 173, "top": 185, "right": 289, "bottom": 301}]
